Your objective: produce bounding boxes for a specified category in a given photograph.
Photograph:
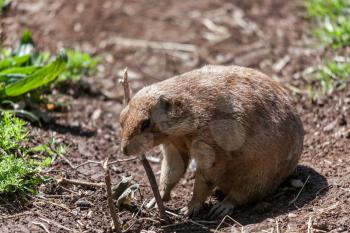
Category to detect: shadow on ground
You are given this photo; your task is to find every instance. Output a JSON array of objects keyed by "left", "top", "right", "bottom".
[
  {"left": 162, "top": 165, "right": 328, "bottom": 233},
  {"left": 42, "top": 122, "right": 96, "bottom": 137}
]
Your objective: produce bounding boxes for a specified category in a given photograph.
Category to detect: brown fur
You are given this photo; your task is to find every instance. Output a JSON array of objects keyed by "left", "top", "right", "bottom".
[{"left": 119, "top": 65, "right": 304, "bottom": 214}]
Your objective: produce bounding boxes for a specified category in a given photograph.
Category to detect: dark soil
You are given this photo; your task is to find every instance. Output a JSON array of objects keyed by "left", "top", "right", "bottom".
[{"left": 1, "top": 0, "right": 350, "bottom": 232}]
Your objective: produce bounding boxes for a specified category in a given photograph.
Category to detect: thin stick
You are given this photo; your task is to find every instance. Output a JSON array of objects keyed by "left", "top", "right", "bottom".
[
  {"left": 189, "top": 219, "right": 210, "bottom": 230},
  {"left": 33, "top": 201, "right": 71, "bottom": 212},
  {"left": 122, "top": 200, "right": 146, "bottom": 232},
  {"left": 74, "top": 160, "right": 102, "bottom": 169},
  {"left": 59, "top": 154, "right": 75, "bottom": 169},
  {"left": 275, "top": 219, "right": 280, "bottom": 233},
  {"left": 104, "top": 37, "right": 197, "bottom": 53},
  {"left": 165, "top": 210, "right": 181, "bottom": 218},
  {"left": 108, "top": 156, "right": 138, "bottom": 165},
  {"left": 120, "top": 68, "right": 131, "bottom": 105},
  {"left": 307, "top": 216, "right": 313, "bottom": 233},
  {"left": 38, "top": 217, "right": 77, "bottom": 233},
  {"left": 74, "top": 157, "right": 138, "bottom": 169},
  {"left": 32, "top": 221, "right": 51, "bottom": 233},
  {"left": 138, "top": 155, "right": 168, "bottom": 223},
  {"left": 214, "top": 215, "right": 243, "bottom": 233},
  {"left": 103, "top": 158, "right": 121, "bottom": 232},
  {"left": 0, "top": 212, "right": 30, "bottom": 221},
  {"left": 289, "top": 175, "right": 310, "bottom": 205},
  {"left": 138, "top": 217, "right": 159, "bottom": 223},
  {"left": 57, "top": 177, "right": 105, "bottom": 188},
  {"left": 121, "top": 68, "right": 169, "bottom": 223}
]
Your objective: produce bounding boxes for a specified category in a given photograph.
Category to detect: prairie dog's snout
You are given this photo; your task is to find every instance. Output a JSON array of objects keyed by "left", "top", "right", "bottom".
[{"left": 119, "top": 65, "right": 303, "bottom": 218}]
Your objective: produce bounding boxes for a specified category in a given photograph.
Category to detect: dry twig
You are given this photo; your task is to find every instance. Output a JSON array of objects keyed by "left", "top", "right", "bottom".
[
  {"left": 289, "top": 175, "right": 310, "bottom": 205},
  {"left": 57, "top": 177, "right": 105, "bottom": 188},
  {"left": 103, "top": 158, "right": 122, "bottom": 232},
  {"left": 122, "top": 200, "right": 147, "bottom": 232},
  {"left": 189, "top": 220, "right": 211, "bottom": 230},
  {"left": 120, "top": 68, "right": 169, "bottom": 223},
  {"left": 37, "top": 216, "right": 77, "bottom": 233},
  {"left": 0, "top": 212, "right": 30, "bottom": 221},
  {"left": 108, "top": 156, "right": 138, "bottom": 165},
  {"left": 120, "top": 67, "right": 131, "bottom": 104},
  {"left": 103, "top": 37, "right": 197, "bottom": 53},
  {"left": 307, "top": 216, "right": 313, "bottom": 233},
  {"left": 74, "top": 157, "right": 138, "bottom": 169},
  {"left": 214, "top": 215, "right": 243, "bottom": 233},
  {"left": 32, "top": 221, "right": 51, "bottom": 233},
  {"left": 275, "top": 219, "right": 280, "bottom": 233},
  {"left": 33, "top": 200, "right": 71, "bottom": 212},
  {"left": 59, "top": 154, "right": 75, "bottom": 169},
  {"left": 74, "top": 160, "right": 101, "bottom": 169}
]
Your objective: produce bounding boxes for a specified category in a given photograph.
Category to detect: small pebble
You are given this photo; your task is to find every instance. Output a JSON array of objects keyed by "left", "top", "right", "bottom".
[
  {"left": 323, "top": 121, "right": 337, "bottom": 133},
  {"left": 91, "top": 109, "right": 102, "bottom": 121},
  {"left": 75, "top": 197, "right": 93, "bottom": 209}
]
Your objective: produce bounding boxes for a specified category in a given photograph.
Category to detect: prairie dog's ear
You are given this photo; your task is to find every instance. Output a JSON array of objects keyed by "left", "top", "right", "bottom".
[
  {"left": 151, "top": 95, "right": 174, "bottom": 123},
  {"left": 158, "top": 95, "right": 172, "bottom": 112}
]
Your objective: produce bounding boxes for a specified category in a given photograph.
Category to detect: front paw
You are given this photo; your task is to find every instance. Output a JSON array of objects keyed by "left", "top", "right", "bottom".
[
  {"left": 180, "top": 201, "right": 203, "bottom": 218},
  {"left": 208, "top": 200, "right": 234, "bottom": 219}
]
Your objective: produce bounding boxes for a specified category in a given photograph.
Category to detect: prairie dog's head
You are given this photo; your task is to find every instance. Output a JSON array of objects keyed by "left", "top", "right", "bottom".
[{"left": 119, "top": 87, "right": 192, "bottom": 155}]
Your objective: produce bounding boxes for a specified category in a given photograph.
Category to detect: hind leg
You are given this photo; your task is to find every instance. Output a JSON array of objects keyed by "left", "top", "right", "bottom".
[
  {"left": 209, "top": 188, "right": 250, "bottom": 219},
  {"left": 181, "top": 170, "right": 213, "bottom": 218}
]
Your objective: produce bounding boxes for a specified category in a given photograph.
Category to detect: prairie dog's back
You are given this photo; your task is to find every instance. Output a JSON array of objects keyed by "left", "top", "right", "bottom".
[{"left": 137, "top": 65, "right": 295, "bottom": 130}]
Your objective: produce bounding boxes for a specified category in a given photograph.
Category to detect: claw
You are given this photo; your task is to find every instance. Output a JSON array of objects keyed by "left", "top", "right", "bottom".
[
  {"left": 180, "top": 202, "right": 202, "bottom": 218},
  {"left": 208, "top": 200, "right": 234, "bottom": 219}
]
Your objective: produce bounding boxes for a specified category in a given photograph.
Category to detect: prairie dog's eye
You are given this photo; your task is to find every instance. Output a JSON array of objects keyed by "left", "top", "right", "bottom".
[{"left": 140, "top": 118, "right": 151, "bottom": 131}]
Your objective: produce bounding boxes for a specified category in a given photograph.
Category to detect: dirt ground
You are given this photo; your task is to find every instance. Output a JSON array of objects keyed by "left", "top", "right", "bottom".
[{"left": 1, "top": 0, "right": 350, "bottom": 232}]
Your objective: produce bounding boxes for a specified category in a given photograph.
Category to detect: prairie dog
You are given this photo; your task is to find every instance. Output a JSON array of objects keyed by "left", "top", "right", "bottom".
[{"left": 119, "top": 65, "right": 304, "bottom": 218}]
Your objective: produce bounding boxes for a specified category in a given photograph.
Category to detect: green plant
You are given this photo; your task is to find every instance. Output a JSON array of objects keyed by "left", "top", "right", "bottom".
[
  {"left": 306, "top": 0, "right": 350, "bottom": 48},
  {"left": 0, "top": 30, "right": 99, "bottom": 99},
  {"left": 316, "top": 17, "right": 350, "bottom": 48},
  {"left": 0, "top": 112, "right": 52, "bottom": 195},
  {"left": 0, "top": 30, "right": 99, "bottom": 120},
  {"left": 305, "top": 0, "right": 350, "bottom": 97},
  {"left": 0, "top": 111, "right": 27, "bottom": 152},
  {"left": 0, "top": 0, "right": 11, "bottom": 13},
  {"left": 307, "top": 61, "right": 350, "bottom": 98},
  {"left": 305, "top": 0, "right": 349, "bottom": 19},
  {"left": 58, "top": 49, "right": 99, "bottom": 83},
  {"left": 0, "top": 31, "right": 68, "bottom": 98},
  {"left": 0, "top": 52, "right": 67, "bottom": 98},
  {"left": 0, "top": 154, "right": 47, "bottom": 194}
]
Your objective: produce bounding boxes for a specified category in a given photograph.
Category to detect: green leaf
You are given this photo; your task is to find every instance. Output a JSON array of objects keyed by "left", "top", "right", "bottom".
[
  {"left": 1, "top": 52, "right": 67, "bottom": 97},
  {"left": 0, "top": 66, "right": 41, "bottom": 83},
  {"left": 0, "top": 54, "right": 31, "bottom": 71}
]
